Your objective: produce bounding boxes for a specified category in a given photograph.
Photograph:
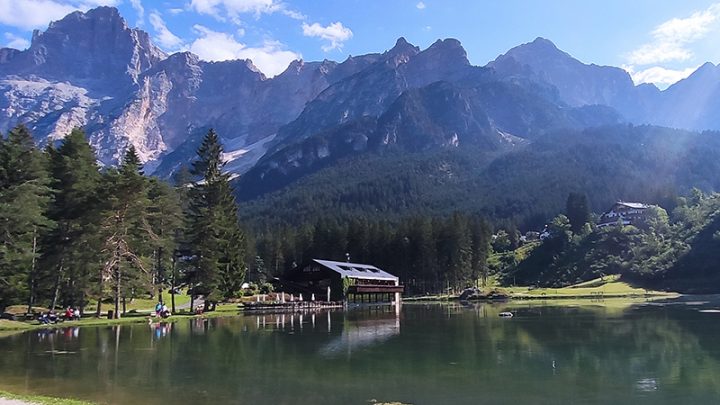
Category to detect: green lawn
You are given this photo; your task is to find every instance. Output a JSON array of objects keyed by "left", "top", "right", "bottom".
[
  {"left": 86, "top": 290, "right": 191, "bottom": 314},
  {"left": 406, "top": 275, "right": 679, "bottom": 301},
  {"left": 0, "top": 319, "right": 33, "bottom": 330},
  {"left": 0, "top": 301, "right": 243, "bottom": 332},
  {"left": 506, "top": 276, "right": 677, "bottom": 299}
]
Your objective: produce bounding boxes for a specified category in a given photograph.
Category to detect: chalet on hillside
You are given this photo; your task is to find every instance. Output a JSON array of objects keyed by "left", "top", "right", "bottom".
[
  {"left": 283, "top": 259, "right": 403, "bottom": 303},
  {"left": 597, "top": 201, "right": 651, "bottom": 228}
]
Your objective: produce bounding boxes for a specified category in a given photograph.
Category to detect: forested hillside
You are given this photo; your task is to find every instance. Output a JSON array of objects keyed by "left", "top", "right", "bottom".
[
  {"left": 3, "top": 121, "right": 720, "bottom": 315},
  {"left": 506, "top": 191, "right": 720, "bottom": 293},
  {"left": 237, "top": 125, "right": 720, "bottom": 231}
]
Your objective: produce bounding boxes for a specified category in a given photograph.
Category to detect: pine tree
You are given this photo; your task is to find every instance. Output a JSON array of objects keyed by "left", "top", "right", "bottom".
[
  {"left": 566, "top": 192, "right": 590, "bottom": 234},
  {"left": 0, "top": 125, "right": 53, "bottom": 311},
  {"left": 98, "top": 146, "right": 152, "bottom": 318},
  {"left": 43, "top": 128, "right": 102, "bottom": 311},
  {"left": 469, "top": 217, "right": 492, "bottom": 287},
  {"left": 186, "top": 129, "right": 247, "bottom": 309},
  {"left": 146, "top": 178, "right": 183, "bottom": 305}
]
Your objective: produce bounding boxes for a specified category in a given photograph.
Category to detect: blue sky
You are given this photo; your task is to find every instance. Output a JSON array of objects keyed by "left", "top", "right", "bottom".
[{"left": 2, "top": 1, "right": 720, "bottom": 87}]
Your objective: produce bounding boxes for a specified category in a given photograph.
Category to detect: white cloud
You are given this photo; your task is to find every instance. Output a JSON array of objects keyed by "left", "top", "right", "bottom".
[
  {"left": 189, "top": 25, "right": 300, "bottom": 77},
  {"left": 129, "top": 0, "right": 145, "bottom": 25},
  {"left": 0, "top": 0, "right": 76, "bottom": 30},
  {"left": 281, "top": 8, "right": 305, "bottom": 20},
  {"left": 149, "top": 11, "right": 184, "bottom": 50},
  {"left": 0, "top": 0, "right": 119, "bottom": 30},
  {"left": 301, "top": 21, "right": 353, "bottom": 52},
  {"left": 189, "top": 0, "right": 281, "bottom": 22},
  {"left": 416, "top": 2, "right": 426, "bottom": 10},
  {"left": 79, "top": 0, "right": 119, "bottom": 6},
  {"left": 3, "top": 32, "right": 30, "bottom": 49},
  {"left": 624, "top": 65, "right": 698, "bottom": 89},
  {"left": 627, "top": 4, "right": 720, "bottom": 65},
  {"left": 167, "top": 8, "right": 184, "bottom": 15},
  {"left": 623, "top": 4, "right": 720, "bottom": 87}
]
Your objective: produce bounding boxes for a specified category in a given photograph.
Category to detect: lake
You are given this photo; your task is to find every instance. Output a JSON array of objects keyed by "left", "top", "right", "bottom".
[{"left": 1, "top": 298, "right": 720, "bottom": 404}]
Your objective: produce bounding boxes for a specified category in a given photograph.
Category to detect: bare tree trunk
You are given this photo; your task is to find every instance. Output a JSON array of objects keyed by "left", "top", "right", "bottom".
[
  {"left": 190, "top": 292, "right": 194, "bottom": 316},
  {"left": 157, "top": 247, "right": 164, "bottom": 304},
  {"left": 170, "top": 257, "right": 176, "bottom": 314},
  {"left": 50, "top": 260, "right": 64, "bottom": 311},
  {"left": 96, "top": 266, "right": 103, "bottom": 318},
  {"left": 26, "top": 234, "right": 37, "bottom": 314},
  {"left": 114, "top": 260, "right": 121, "bottom": 319}
]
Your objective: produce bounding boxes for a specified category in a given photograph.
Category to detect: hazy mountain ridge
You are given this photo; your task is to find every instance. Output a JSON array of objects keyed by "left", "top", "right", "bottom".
[{"left": 1, "top": 6, "right": 719, "bottom": 182}]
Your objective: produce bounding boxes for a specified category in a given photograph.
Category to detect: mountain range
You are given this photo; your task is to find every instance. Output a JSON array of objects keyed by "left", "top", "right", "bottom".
[{"left": 2, "top": 6, "right": 720, "bottom": 227}]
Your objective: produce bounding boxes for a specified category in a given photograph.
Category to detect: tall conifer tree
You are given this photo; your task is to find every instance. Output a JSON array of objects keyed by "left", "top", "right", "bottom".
[
  {"left": 43, "top": 128, "right": 102, "bottom": 311},
  {"left": 97, "top": 146, "right": 151, "bottom": 317},
  {"left": 186, "top": 129, "right": 247, "bottom": 309},
  {"left": 0, "top": 125, "right": 53, "bottom": 311}
]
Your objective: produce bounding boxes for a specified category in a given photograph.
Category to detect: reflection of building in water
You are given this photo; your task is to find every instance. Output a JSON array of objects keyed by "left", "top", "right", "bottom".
[
  {"left": 252, "top": 310, "right": 336, "bottom": 333},
  {"left": 283, "top": 259, "right": 404, "bottom": 303},
  {"left": 319, "top": 307, "right": 401, "bottom": 356}
]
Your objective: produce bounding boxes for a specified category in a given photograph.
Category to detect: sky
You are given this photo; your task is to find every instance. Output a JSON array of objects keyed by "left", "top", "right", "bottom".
[{"left": 1, "top": 0, "right": 720, "bottom": 88}]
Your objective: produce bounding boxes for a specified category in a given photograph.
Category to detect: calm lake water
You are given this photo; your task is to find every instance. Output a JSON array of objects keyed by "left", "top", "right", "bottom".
[{"left": 2, "top": 299, "right": 720, "bottom": 404}]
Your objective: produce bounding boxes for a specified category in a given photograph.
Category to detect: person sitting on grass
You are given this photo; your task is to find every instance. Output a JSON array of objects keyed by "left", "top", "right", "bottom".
[
  {"left": 155, "top": 302, "right": 163, "bottom": 318},
  {"left": 64, "top": 307, "right": 73, "bottom": 320},
  {"left": 39, "top": 313, "right": 50, "bottom": 325},
  {"left": 73, "top": 307, "right": 81, "bottom": 320}
]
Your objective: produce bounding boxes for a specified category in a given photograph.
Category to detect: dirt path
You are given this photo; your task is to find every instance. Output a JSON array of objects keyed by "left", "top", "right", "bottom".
[{"left": 176, "top": 295, "right": 204, "bottom": 311}]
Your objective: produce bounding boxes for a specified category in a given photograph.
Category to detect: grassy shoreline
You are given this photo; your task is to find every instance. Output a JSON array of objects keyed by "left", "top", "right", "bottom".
[
  {"left": 0, "top": 305, "right": 242, "bottom": 332},
  {"left": 0, "top": 278, "right": 681, "bottom": 332},
  {"left": 405, "top": 277, "right": 681, "bottom": 302},
  {"left": 0, "top": 390, "right": 94, "bottom": 405}
]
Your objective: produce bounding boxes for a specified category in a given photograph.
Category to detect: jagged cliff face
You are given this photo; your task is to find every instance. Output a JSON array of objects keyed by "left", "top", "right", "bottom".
[
  {"left": 0, "top": 7, "right": 364, "bottom": 172},
  {"left": 1, "top": 7, "right": 720, "bottom": 180}
]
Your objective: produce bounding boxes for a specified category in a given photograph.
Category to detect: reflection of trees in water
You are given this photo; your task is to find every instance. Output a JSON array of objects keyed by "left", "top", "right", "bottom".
[
  {"left": 496, "top": 304, "right": 720, "bottom": 398},
  {"left": 1, "top": 304, "right": 720, "bottom": 404}
]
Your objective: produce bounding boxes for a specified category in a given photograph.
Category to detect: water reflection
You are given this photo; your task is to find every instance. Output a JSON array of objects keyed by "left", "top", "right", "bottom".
[
  {"left": 2, "top": 299, "right": 720, "bottom": 404},
  {"left": 319, "top": 306, "right": 401, "bottom": 356},
  {"left": 151, "top": 322, "right": 172, "bottom": 340},
  {"left": 34, "top": 326, "right": 80, "bottom": 344}
]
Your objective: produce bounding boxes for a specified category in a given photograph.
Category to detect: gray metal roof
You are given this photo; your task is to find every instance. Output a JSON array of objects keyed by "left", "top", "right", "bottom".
[
  {"left": 313, "top": 259, "right": 398, "bottom": 281},
  {"left": 616, "top": 201, "right": 650, "bottom": 209}
]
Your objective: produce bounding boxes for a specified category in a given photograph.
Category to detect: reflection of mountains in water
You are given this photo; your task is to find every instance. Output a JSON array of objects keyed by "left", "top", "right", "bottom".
[{"left": 319, "top": 306, "right": 401, "bottom": 356}]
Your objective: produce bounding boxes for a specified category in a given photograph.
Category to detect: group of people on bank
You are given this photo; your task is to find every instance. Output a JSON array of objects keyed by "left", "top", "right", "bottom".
[
  {"left": 154, "top": 302, "right": 171, "bottom": 318},
  {"left": 38, "top": 307, "right": 81, "bottom": 324}
]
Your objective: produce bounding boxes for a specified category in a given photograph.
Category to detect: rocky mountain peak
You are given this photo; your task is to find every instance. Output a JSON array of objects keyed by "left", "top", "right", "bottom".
[
  {"left": 493, "top": 37, "right": 573, "bottom": 67},
  {"left": 488, "top": 36, "right": 637, "bottom": 108},
  {"left": 423, "top": 38, "right": 469, "bottom": 65},
  {"left": 1, "top": 6, "right": 164, "bottom": 86},
  {"left": 688, "top": 62, "right": 719, "bottom": 79},
  {"left": 385, "top": 37, "right": 421, "bottom": 65}
]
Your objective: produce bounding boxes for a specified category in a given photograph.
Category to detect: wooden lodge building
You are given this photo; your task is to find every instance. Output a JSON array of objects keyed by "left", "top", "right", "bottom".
[
  {"left": 283, "top": 259, "right": 403, "bottom": 303},
  {"left": 597, "top": 201, "right": 651, "bottom": 228}
]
